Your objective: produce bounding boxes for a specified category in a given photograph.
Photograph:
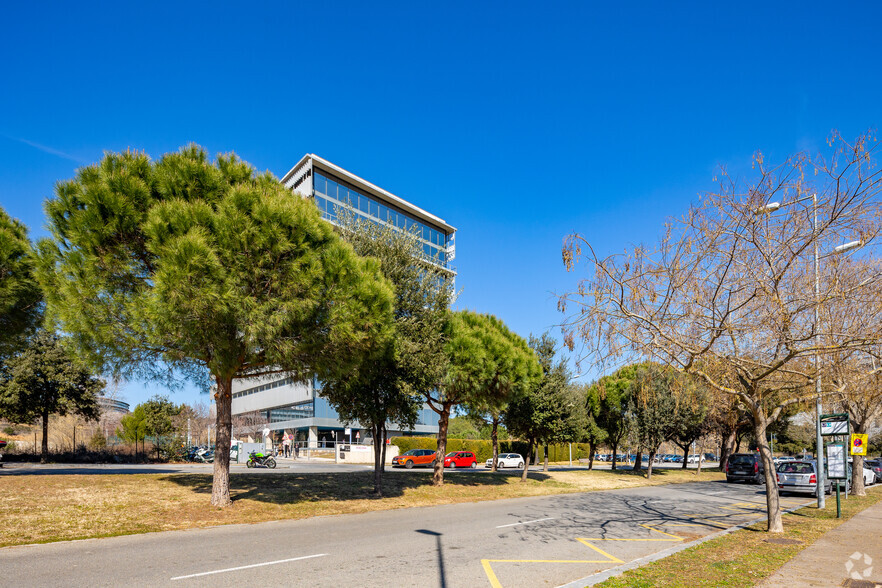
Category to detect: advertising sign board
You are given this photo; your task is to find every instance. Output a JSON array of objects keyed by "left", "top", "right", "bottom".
[
  {"left": 826, "top": 443, "right": 847, "bottom": 479},
  {"left": 820, "top": 414, "right": 849, "bottom": 436}
]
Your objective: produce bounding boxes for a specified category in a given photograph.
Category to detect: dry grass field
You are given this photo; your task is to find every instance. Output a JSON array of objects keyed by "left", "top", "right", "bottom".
[{"left": 0, "top": 467, "right": 723, "bottom": 547}]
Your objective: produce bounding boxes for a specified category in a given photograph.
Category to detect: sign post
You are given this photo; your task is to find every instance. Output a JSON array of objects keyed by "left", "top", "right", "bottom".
[{"left": 820, "top": 413, "right": 850, "bottom": 518}]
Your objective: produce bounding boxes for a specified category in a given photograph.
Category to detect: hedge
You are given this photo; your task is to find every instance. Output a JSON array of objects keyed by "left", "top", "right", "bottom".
[{"left": 390, "top": 437, "right": 594, "bottom": 463}]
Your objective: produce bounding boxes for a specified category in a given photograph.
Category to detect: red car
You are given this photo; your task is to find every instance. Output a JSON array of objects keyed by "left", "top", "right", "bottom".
[
  {"left": 392, "top": 449, "right": 437, "bottom": 469},
  {"left": 444, "top": 451, "right": 477, "bottom": 469}
]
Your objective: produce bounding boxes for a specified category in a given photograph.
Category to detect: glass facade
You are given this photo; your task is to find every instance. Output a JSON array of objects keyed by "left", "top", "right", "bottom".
[
  {"left": 261, "top": 395, "right": 435, "bottom": 427},
  {"left": 312, "top": 171, "right": 451, "bottom": 269}
]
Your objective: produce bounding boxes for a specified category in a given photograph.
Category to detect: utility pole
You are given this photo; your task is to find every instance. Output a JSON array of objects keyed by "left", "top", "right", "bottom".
[{"left": 813, "top": 192, "right": 826, "bottom": 510}]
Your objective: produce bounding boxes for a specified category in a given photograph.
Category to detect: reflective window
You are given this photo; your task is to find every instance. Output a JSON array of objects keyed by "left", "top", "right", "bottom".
[{"left": 310, "top": 171, "right": 452, "bottom": 269}]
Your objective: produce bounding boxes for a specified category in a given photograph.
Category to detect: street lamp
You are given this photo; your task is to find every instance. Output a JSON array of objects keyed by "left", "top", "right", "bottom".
[{"left": 757, "top": 194, "right": 862, "bottom": 509}]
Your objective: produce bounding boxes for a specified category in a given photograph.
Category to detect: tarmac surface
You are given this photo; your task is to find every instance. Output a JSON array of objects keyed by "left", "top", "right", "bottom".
[{"left": 0, "top": 479, "right": 808, "bottom": 587}]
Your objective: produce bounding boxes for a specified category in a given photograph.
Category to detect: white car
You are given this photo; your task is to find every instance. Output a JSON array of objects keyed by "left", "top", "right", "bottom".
[
  {"left": 687, "top": 454, "right": 705, "bottom": 464},
  {"left": 486, "top": 453, "right": 525, "bottom": 469},
  {"left": 862, "top": 464, "right": 876, "bottom": 486}
]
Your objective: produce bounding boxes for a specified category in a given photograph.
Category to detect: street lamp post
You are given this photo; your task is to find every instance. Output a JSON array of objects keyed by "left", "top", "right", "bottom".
[
  {"left": 758, "top": 194, "right": 861, "bottom": 509},
  {"left": 812, "top": 192, "right": 825, "bottom": 509}
]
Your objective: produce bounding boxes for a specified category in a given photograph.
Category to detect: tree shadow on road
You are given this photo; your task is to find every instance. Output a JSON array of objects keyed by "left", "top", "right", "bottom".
[{"left": 164, "top": 470, "right": 552, "bottom": 505}]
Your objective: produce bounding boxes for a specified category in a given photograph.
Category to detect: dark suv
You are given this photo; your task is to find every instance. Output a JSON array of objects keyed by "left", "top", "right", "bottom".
[{"left": 726, "top": 453, "right": 765, "bottom": 484}]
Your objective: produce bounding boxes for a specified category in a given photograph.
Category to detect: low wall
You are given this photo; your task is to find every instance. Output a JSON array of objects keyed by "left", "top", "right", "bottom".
[{"left": 336, "top": 444, "right": 400, "bottom": 464}]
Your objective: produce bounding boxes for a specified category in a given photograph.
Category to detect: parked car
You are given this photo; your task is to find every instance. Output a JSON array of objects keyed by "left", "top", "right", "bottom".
[
  {"left": 865, "top": 459, "right": 882, "bottom": 483},
  {"left": 703, "top": 453, "right": 719, "bottom": 462},
  {"left": 860, "top": 463, "right": 876, "bottom": 486},
  {"left": 486, "top": 453, "right": 525, "bottom": 469},
  {"left": 776, "top": 460, "right": 831, "bottom": 496},
  {"left": 726, "top": 453, "right": 765, "bottom": 484},
  {"left": 444, "top": 451, "right": 477, "bottom": 469},
  {"left": 392, "top": 449, "right": 437, "bottom": 469},
  {"left": 772, "top": 456, "right": 796, "bottom": 465},
  {"left": 687, "top": 454, "right": 705, "bottom": 464}
]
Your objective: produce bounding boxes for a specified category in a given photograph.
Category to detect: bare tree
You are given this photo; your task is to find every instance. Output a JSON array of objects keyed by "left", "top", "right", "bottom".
[{"left": 559, "top": 131, "right": 882, "bottom": 532}]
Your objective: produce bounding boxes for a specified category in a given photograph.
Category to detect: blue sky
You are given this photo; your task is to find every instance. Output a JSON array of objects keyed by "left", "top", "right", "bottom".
[{"left": 1, "top": 2, "right": 880, "bottom": 408}]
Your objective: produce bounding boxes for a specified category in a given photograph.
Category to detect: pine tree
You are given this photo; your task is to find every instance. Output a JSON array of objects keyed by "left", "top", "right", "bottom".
[
  {"left": 0, "top": 331, "right": 102, "bottom": 462},
  {"left": 322, "top": 213, "right": 450, "bottom": 495},
  {"left": 37, "top": 145, "right": 394, "bottom": 506},
  {"left": 0, "top": 206, "right": 42, "bottom": 361}
]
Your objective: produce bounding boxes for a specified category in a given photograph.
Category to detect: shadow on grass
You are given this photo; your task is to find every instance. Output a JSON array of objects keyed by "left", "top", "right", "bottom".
[{"left": 164, "top": 470, "right": 552, "bottom": 505}]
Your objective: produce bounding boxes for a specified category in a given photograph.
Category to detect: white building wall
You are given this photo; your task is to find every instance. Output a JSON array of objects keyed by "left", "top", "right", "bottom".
[{"left": 231, "top": 377, "right": 312, "bottom": 415}]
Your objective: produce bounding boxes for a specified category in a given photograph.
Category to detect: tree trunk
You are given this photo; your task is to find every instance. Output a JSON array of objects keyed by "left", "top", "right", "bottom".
[
  {"left": 491, "top": 416, "right": 499, "bottom": 472},
  {"left": 380, "top": 427, "right": 387, "bottom": 473},
  {"left": 753, "top": 414, "right": 782, "bottom": 533},
  {"left": 633, "top": 448, "right": 642, "bottom": 471},
  {"left": 211, "top": 375, "right": 233, "bottom": 508},
  {"left": 611, "top": 441, "right": 618, "bottom": 471},
  {"left": 372, "top": 423, "right": 384, "bottom": 496},
  {"left": 433, "top": 404, "right": 450, "bottom": 486},
  {"left": 41, "top": 410, "right": 49, "bottom": 464},
  {"left": 647, "top": 450, "right": 656, "bottom": 479},
  {"left": 696, "top": 441, "right": 703, "bottom": 476},
  {"left": 588, "top": 439, "right": 596, "bottom": 470},
  {"left": 720, "top": 427, "right": 737, "bottom": 471},
  {"left": 520, "top": 439, "right": 533, "bottom": 482},
  {"left": 852, "top": 454, "right": 865, "bottom": 496},
  {"left": 681, "top": 445, "right": 689, "bottom": 469},
  {"left": 543, "top": 444, "right": 549, "bottom": 472}
]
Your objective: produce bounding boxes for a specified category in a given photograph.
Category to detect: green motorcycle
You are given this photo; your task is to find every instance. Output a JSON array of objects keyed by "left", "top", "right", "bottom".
[{"left": 246, "top": 450, "right": 277, "bottom": 469}]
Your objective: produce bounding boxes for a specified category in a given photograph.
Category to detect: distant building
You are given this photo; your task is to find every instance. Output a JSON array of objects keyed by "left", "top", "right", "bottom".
[
  {"left": 231, "top": 155, "right": 455, "bottom": 446},
  {"left": 97, "top": 397, "right": 130, "bottom": 414}
]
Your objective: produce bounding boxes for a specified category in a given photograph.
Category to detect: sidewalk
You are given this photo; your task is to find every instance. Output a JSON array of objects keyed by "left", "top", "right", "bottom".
[{"left": 759, "top": 499, "right": 882, "bottom": 588}]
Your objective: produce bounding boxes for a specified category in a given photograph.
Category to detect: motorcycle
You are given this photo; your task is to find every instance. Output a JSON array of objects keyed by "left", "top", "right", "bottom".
[
  {"left": 246, "top": 450, "right": 277, "bottom": 469},
  {"left": 185, "top": 446, "right": 214, "bottom": 463}
]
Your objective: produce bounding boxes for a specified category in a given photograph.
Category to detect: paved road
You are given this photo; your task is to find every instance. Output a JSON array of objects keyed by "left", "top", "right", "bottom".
[
  {"left": 0, "top": 460, "right": 718, "bottom": 476},
  {"left": 0, "top": 481, "right": 808, "bottom": 588},
  {"left": 0, "top": 460, "right": 373, "bottom": 475}
]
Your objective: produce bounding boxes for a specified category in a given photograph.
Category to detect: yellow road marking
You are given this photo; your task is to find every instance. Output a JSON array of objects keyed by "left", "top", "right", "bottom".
[
  {"left": 481, "top": 546, "right": 623, "bottom": 588},
  {"left": 575, "top": 538, "right": 627, "bottom": 562},
  {"left": 582, "top": 522, "right": 684, "bottom": 542},
  {"left": 482, "top": 499, "right": 797, "bottom": 586}
]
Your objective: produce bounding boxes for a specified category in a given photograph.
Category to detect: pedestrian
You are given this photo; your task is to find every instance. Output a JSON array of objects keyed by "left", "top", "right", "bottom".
[
  {"left": 294, "top": 443, "right": 299, "bottom": 459},
  {"left": 283, "top": 436, "right": 291, "bottom": 458}
]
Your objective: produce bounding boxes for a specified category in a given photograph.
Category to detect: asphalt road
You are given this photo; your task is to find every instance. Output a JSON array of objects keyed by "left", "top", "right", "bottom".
[
  {"left": 0, "top": 481, "right": 809, "bottom": 588},
  {"left": 0, "top": 459, "right": 718, "bottom": 476}
]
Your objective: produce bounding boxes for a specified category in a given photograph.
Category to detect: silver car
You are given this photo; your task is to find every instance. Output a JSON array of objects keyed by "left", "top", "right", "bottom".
[
  {"left": 776, "top": 460, "right": 831, "bottom": 496},
  {"left": 486, "top": 453, "right": 525, "bottom": 469}
]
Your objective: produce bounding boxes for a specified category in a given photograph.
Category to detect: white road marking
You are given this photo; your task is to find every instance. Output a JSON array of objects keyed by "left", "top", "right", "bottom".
[
  {"left": 496, "top": 517, "right": 556, "bottom": 528},
  {"left": 170, "top": 553, "right": 327, "bottom": 580}
]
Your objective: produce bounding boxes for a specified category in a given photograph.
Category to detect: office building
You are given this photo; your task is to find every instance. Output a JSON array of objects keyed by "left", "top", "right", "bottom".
[{"left": 231, "top": 154, "right": 456, "bottom": 446}]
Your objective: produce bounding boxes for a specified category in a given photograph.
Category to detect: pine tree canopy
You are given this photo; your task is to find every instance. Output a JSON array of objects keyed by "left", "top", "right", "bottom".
[
  {"left": 37, "top": 145, "right": 394, "bottom": 386},
  {"left": 0, "top": 206, "right": 42, "bottom": 360}
]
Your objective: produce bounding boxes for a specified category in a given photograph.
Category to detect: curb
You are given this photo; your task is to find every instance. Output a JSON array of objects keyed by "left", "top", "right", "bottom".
[{"left": 557, "top": 500, "right": 813, "bottom": 588}]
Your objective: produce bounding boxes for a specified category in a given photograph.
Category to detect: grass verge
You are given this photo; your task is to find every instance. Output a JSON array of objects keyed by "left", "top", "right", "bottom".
[
  {"left": 596, "top": 486, "right": 882, "bottom": 588},
  {"left": 0, "top": 466, "right": 722, "bottom": 547}
]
